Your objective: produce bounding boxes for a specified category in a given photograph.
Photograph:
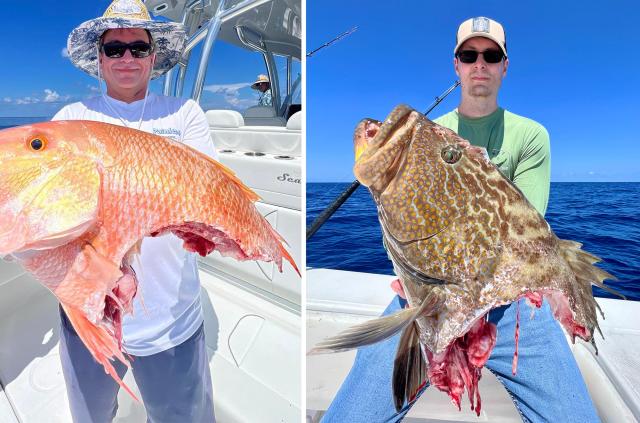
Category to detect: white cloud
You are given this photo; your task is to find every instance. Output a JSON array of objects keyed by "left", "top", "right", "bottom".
[
  {"left": 204, "top": 82, "right": 251, "bottom": 95},
  {"left": 2, "top": 89, "right": 70, "bottom": 105},
  {"left": 15, "top": 97, "right": 38, "bottom": 105},
  {"left": 61, "top": 47, "right": 69, "bottom": 58},
  {"left": 43, "top": 89, "right": 60, "bottom": 102},
  {"left": 203, "top": 82, "right": 257, "bottom": 108}
]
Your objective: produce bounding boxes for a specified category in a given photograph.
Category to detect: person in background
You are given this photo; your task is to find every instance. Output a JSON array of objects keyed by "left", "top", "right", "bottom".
[{"left": 251, "top": 74, "right": 273, "bottom": 106}]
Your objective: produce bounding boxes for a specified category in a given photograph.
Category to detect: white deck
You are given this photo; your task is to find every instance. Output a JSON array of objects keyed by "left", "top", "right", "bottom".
[
  {"left": 0, "top": 259, "right": 300, "bottom": 423},
  {"left": 306, "top": 268, "right": 640, "bottom": 422}
]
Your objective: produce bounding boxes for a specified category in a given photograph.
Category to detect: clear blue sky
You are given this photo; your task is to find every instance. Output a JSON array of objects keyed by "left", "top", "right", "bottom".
[
  {"left": 0, "top": 1, "right": 278, "bottom": 118},
  {"left": 308, "top": 1, "right": 640, "bottom": 182}
]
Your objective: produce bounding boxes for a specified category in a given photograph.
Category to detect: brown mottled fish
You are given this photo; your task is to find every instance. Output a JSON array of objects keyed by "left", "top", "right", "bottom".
[{"left": 310, "top": 105, "right": 622, "bottom": 414}]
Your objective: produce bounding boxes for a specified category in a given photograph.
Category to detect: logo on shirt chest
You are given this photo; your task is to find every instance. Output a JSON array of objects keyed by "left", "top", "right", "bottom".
[{"left": 152, "top": 127, "right": 181, "bottom": 141}]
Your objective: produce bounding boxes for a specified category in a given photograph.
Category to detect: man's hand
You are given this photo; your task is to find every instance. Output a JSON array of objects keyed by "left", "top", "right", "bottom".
[{"left": 391, "top": 278, "right": 406, "bottom": 299}]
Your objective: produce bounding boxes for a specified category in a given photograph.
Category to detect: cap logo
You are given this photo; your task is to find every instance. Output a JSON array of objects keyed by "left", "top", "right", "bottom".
[{"left": 472, "top": 17, "right": 490, "bottom": 33}]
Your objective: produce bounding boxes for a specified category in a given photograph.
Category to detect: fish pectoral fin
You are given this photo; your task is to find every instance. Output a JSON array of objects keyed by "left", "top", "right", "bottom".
[
  {"left": 53, "top": 243, "right": 123, "bottom": 321},
  {"left": 393, "top": 322, "right": 427, "bottom": 412},
  {"left": 61, "top": 303, "right": 139, "bottom": 402},
  {"left": 308, "top": 293, "right": 439, "bottom": 354}
]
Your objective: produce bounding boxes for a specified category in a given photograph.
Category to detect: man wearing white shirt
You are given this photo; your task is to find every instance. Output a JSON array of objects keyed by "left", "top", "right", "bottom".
[{"left": 55, "top": 1, "right": 216, "bottom": 422}]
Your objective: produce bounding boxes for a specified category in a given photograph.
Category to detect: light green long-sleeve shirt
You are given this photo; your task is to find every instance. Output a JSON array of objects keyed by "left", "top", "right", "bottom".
[{"left": 434, "top": 108, "right": 551, "bottom": 215}]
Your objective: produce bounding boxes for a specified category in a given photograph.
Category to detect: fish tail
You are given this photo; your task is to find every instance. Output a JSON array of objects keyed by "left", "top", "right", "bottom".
[
  {"left": 266, "top": 224, "right": 300, "bottom": 276},
  {"left": 558, "top": 239, "right": 625, "bottom": 300},
  {"left": 61, "top": 304, "right": 140, "bottom": 402},
  {"left": 308, "top": 292, "right": 439, "bottom": 354},
  {"left": 279, "top": 242, "right": 300, "bottom": 276},
  {"left": 392, "top": 321, "right": 427, "bottom": 411}
]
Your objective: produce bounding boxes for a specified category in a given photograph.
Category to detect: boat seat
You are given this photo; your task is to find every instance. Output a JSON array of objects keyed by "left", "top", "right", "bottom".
[
  {"left": 286, "top": 111, "right": 301, "bottom": 130},
  {"left": 242, "top": 106, "right": 287, "bottom": 127},
  {"left": 205, "top": 109, "right": 300, "bottom": 156},
  {"left": 286, "top": 104, "right": 301, "bottom": 120},
  {"left": 205, "top": 109, "right": 244, "bottom": 128}
]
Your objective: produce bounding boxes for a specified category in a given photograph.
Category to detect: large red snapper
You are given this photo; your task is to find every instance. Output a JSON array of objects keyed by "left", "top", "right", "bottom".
[
  {"left": 311, "top": 105, "right": 621, "bottom": 414},
  {"left": 0, "top": 120, "right": 298, "bottom": 397}
]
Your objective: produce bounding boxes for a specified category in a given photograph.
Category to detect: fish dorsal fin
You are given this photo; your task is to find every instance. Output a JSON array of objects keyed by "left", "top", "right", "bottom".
[
  {"left": 200, "top": 154, "right": 260, "bottom": 202},
  {"left": 558, "top": 238, "right": 624, "bottom": 300}
]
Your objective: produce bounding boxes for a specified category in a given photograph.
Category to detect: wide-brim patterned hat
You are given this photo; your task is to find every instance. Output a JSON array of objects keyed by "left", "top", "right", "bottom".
[{"left": 67, "top": 0, "right": 187, "bottom": 80}]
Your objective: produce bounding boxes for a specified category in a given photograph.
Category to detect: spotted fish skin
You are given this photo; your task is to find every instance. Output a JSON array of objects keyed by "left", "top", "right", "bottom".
[
  {"left": 354, "top": 104, "right": 616, "bottom": 352},
  {"left": 312, "top": 104, "right": 619, "bottom": 413}
]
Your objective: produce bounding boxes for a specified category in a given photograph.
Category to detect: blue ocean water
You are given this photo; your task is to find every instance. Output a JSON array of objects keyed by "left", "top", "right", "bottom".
[
  {"left": 0, "top": 116, "right": 50, "bottom": 130},
  {"left": 307, "top": 182, "right": 640, "bottom": 301}
]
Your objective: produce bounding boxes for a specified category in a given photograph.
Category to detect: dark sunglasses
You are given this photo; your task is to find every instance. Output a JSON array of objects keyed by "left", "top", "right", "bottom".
[
  {"left": 456, "top": 49, "right": 505, "bottom": 64},
  {"left": 101, "top": 41, "right": 154, "bottom": 59}
]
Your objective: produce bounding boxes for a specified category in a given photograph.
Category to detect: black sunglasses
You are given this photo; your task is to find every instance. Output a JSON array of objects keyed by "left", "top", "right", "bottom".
[
  {"left": 101, "top": 41, "right": 154, "bottom": 59},
  {"left": 456, "top": 49, "right": 505, "bottom": 64}
]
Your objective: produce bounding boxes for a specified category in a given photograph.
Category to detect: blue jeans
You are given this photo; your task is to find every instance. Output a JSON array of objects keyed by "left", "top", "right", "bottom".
[
  {"left": 59, "top": 307, "right": 215, "bottom": 423},
  {"left": 322, "top": 296, "right": 600, "bottom": 423}
]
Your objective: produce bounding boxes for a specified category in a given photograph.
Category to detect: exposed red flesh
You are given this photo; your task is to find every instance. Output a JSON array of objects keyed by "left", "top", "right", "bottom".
[
  {"left": 427, "top": 317, "right": 496, "bottom": 416},
  {"left": 425, "top": 290, "right": 591, "bottom": 415}
]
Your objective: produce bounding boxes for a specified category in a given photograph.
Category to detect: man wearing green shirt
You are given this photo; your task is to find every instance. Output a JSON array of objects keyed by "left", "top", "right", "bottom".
[{"left": 322, "top": 16, "right": 600, "bottom": 423}]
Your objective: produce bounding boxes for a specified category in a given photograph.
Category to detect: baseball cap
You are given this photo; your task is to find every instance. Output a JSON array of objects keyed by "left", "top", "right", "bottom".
[{"left": 454, "top": 17, "right": 507, "bottom": 56}]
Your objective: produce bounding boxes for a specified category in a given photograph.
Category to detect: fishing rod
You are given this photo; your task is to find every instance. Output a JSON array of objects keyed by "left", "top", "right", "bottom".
[
  {"left": 307, "top": 27, "right": 358, "bottom": 58},
  {"left": 306, "top": 80, "right": 461, "bottom": 241}
]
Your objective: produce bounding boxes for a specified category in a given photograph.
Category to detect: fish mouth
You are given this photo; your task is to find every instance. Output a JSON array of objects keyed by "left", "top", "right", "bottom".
[
  {"left": 353, "top": 105, "right": 420, "bottom": 190},
  {"left": 356, "top": 105, "right": 414, "bottom": 156},
  {"left": 354, "top": 118, "right": 382, "bottom": 161}
]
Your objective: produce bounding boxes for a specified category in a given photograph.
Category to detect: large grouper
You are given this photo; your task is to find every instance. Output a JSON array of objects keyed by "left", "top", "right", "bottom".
[{"left": 310, "top": 105, "right": 622, "bottom": 415}]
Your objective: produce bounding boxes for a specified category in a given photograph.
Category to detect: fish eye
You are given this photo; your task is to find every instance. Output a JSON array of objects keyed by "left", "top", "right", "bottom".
[
  {"left": 28, "top": 137, "right": 46, "bottom": 151},
  {"left": 441, "top": 145, "right": 462, "bottom": 164}
]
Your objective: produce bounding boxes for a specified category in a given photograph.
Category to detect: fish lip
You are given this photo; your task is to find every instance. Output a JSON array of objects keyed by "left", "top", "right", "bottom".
[
  {"left": 371, "top": 105, "right": 414, "bottom": 148},
  {"left": 354, "top": 105, "right": 414, "bottom": 157}
]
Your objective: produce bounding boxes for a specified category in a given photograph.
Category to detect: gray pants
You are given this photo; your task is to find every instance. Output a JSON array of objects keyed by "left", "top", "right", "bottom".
[{"left": 59, "top": 308, "right": 215, "bottom": 423}]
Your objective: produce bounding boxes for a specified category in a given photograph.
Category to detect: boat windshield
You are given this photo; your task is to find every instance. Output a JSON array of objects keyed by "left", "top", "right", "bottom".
[{"left": 156, "top": 0, "right": 301, "bottom": 124}]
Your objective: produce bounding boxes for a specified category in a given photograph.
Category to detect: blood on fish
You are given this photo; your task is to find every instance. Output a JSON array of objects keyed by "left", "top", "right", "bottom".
[{"left": 427, "top": 317, "right": 496, "bottom": 416}]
